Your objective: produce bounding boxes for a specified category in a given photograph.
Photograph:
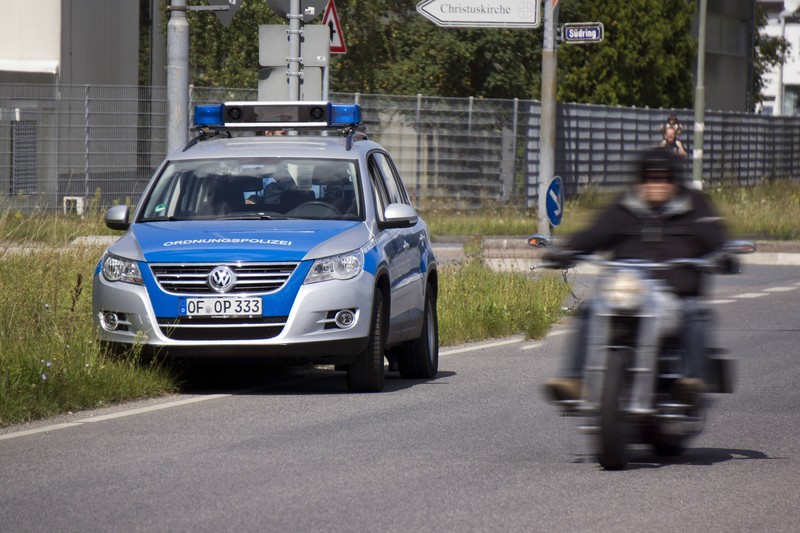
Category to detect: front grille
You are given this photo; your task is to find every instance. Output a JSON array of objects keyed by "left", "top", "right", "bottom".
[
  {"left": 157, "top": 316, "right": 287, "bottom": 341},
  {"left": 150, "top": 262, "right": 298, "bottom": 295}
]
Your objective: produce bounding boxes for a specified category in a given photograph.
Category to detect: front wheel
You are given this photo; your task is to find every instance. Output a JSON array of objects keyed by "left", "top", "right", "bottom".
[
  {"left": 395, "top": 283, "right": 439, "bottom": 379},
  {"left": 598, "top": 350, "right": 631, "bottom": 470},
  {"left": 347, "top": 291, "right": 386, "bottom": 392}
]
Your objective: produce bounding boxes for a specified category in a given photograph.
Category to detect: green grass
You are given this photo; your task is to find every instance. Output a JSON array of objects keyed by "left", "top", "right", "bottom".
[
  {"left": 1, "top": 179, "right": 798, "bottom": 427},
  {"left": 422, "top": 180, "right": 800, "bottom": 240},
  {"left": 0, "top": 211, "right": 175, "bottom": 427},
  {"left": 438, "top": 260, "right": 570, "bottom": 345}
]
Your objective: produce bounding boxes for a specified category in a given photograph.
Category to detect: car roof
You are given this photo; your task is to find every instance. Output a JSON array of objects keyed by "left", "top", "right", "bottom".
[{"left": 169, "top": 134, "right": 384, "bottom": 162}]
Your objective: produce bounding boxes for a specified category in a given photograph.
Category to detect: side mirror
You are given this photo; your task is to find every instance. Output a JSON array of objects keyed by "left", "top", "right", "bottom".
[
  {"left": 104, "top": 204, "right": 130, "bottom": 231},
  {"left": 381, "top": 203, "right": 418, "bottom": 229}
]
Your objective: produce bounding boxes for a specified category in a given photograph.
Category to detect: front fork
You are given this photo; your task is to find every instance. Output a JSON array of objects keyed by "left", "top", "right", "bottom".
[{"left": 581, "top": 292, "right": 682, "bottom": 415}]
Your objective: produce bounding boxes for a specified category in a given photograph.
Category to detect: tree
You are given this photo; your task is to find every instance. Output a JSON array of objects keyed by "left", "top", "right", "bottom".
[
  {"left": 163, "top": 0, "right": 775, "bottom": 112},
  {"left": 329, "top": 0, "right": 542, "bottom": 99},
  {"left": 752, "top": 2, "right": 791, "bottom": 110},
  {"left": 556, "top": 0, "right": 696, "bottom": 108}
]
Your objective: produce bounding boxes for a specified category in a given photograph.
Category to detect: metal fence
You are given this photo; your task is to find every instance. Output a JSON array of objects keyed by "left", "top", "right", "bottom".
[{"left": 1, "top": 83, "right": 799, "bottom": 213}]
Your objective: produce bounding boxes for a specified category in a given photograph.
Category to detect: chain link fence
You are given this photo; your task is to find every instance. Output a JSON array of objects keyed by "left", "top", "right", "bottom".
[{"left": 1, "top": 83, "right": 799, "bottom": 213}]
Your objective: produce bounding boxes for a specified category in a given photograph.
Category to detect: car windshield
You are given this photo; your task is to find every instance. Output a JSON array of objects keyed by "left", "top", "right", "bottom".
[{"left": 139, "top": 157, "right": 362, "bottom": 221}]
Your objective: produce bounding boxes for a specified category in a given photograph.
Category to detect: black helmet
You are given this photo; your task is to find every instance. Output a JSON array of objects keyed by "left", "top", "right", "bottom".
[{"left": 638, "top": 146, "right": 681, "bottom": 183}]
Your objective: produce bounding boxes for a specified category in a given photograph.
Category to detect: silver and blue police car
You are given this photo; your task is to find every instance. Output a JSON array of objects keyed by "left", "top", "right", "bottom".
[{"left": 92, "top": 101, "right": 438, "bottom": 392}]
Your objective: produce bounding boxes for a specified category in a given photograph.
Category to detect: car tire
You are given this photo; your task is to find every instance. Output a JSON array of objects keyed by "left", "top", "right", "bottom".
[
  {"left": 347, "top": 291, "right": 386, "bottom": 392},
  {"left": 395, "top": 283, "right": 438, "bottom": 379}
]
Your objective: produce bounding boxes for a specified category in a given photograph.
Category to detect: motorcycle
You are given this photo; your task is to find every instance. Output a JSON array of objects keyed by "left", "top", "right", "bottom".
[{"left": 529, "top": 235, "right": 756, "bottom": 470}]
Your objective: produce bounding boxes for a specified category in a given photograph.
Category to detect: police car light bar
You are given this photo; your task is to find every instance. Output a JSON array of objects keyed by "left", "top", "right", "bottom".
[{"left": 192, "top": 101, "right": 362, "bottom": 129}]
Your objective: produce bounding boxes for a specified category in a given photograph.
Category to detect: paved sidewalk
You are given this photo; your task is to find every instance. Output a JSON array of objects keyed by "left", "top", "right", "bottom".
[{"left": 433, "top": 237, "right": 800, "bottom": 271}]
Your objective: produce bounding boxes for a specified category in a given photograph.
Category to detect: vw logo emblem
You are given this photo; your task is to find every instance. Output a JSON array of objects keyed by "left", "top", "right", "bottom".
[{"left": 208, "top": 266, "right": 236, "bottom": 293}]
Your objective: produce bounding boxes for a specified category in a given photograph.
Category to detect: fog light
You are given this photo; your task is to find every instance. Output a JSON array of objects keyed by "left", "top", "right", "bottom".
[
  {"left": 334, "top": 310, "right": 355, "bottom": 329},
  {"left": 101, "top": 311, "right": 120, "bottom": 331}
]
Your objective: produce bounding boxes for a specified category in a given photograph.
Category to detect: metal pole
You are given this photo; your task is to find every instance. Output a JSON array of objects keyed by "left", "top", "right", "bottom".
[
  {"left": 536, "top": 0, "right": 558, "bottom": 235},
  {"left": 167, "top": 0, "right": 189, "bottom": 154},
  {"left": 287, "top": 0, "right": 302, "bottom": 101},
  {"left": 691, "top": 0, "right": 707, "bottom": 190},
  {"left": 775, "top": 13, "right": 787, "bottom": 116},
  {"left": 84, "top": 85, "right": 90, "bottom": 203}
]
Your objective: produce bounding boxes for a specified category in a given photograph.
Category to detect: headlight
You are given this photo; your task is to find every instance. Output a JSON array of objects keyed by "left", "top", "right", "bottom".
[
  {"left": 101, "top": 253, "right": 143, "bottom": 285},
  {"left": 305, "top": 250, "right": 364, "bottom": 284},
  {"left": 598, "top": 269, "right": 646, "bottom": 311}
]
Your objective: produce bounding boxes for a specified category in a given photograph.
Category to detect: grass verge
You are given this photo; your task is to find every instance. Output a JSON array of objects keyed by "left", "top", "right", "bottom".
[
  {"left": 438, "top": 259, "right": 570, "bottom": 346},
  {"left": 0, "top": 240, "right": 175, "bottom": 427}
]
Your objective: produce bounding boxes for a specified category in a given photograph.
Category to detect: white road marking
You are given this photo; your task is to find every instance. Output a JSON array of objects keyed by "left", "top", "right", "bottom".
[
  {"left": 0, "top": 394, "right": 230, "bottom": 441},
  {"left": 440, "top": 337, "right": 523, "bottom": 356},
  {"left": 521, "top": 342, "right": 543, "bottom": 351},
  {"left": 707, "top": 299, "right": 737, "bottom": 305},
  {"left": 764, "top": 286, "right": 797, "bottom": 292},
  {"left": 78, "top": 394, "right": 230, "bottom": 423},
  {"left": 735, "top": 293, "right": 767, "bottom": 299},
  {"left": 0, "top": 423, "right": 83, "bottom": 441}
]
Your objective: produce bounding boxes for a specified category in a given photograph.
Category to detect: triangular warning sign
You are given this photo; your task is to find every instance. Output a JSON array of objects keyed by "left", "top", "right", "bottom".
[{"left": 322, "top": 0, "right": 347, "bottom": 54}]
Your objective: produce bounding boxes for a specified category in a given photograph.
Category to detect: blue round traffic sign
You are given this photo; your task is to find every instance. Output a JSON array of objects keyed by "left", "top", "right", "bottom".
[{"left": 546, "top": 176, "right": 564, "bottom": 226}]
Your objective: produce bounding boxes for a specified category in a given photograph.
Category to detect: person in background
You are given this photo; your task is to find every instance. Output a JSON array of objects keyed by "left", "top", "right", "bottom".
[{"left": 660, "top": 125, "right": 687, "bottom": 157}]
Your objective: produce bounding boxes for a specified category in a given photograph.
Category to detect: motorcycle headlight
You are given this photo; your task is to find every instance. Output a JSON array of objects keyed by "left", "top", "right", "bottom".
[
  {"left": 598, "top": 269, "right": 646, "bottom": 311},
  {"left": 305, "top": 249, "right": 364, "bottom": 284},
  {"left": 101, "top": 253, "right": 143, "bottom": 285}
]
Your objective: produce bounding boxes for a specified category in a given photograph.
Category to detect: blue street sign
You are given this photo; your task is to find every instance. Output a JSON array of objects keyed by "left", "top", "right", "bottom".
[
  {"left": 562, "top": 22, "right": 604, "bottom": 44},
  {"left": 546, "top": 176, "right": 564, "bottom": 226}
]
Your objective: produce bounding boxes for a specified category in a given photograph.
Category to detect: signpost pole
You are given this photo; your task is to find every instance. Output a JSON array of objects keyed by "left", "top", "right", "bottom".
[
  {"left": 691, "top": 0, "right": 707, "bottom": 190},
  {"left": 287, "top": 0, "right": 302, "bottom": 100},
  {"left": 536, "top": 0, "right": 559, "bottom": 236},
  {"left": 167, "top": 0, "right": 189, "bottom": 154}
]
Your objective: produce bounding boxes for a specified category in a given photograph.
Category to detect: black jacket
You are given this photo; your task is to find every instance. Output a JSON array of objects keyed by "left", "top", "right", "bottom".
[{"left": 565, "top": 186, "right": 728, "bottom": 297}]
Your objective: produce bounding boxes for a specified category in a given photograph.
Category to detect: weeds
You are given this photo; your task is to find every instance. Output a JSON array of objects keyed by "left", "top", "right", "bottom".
[
  {"left": 0, "top": 235, "right": 174, "bottom": 427},
  {"left": 0, "top": 180, "right": 797, "bottom": 426},
  {"left": 438, "top": 259, "right": 570, "bottom": 346}
]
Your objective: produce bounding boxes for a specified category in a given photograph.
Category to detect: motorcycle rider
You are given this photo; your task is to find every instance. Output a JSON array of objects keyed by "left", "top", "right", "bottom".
[{"left": 544, "top": 146, "right": 728, "bottom": 405}]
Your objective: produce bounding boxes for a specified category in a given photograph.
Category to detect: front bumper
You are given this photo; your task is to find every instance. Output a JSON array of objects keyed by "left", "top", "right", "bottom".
[{"left": 92, "top": 269, "right": 375, "bottom": 362}]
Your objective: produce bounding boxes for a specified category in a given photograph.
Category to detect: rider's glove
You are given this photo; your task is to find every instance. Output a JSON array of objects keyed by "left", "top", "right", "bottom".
[{"left": 542, "top": 248, "right": 578, "bottom": 269}]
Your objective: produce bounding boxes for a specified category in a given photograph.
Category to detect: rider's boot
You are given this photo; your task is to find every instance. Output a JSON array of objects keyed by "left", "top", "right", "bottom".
[
  {"left": 672, "top": 377, "right": 706, "bottom": 409},
  {"left": 543, "top": 377, "right": 582, "bottom": 403}
]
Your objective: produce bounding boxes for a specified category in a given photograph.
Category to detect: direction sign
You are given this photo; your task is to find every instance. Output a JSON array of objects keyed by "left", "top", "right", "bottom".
[
  {"left": 322, "top": 0, "right": 347, "bottom": 54},
  {"left": 561, "top": 22, "right": 604, "bottom": 44},
  {"left": 545, "top": 176, "right": 564, "bottom": 227},
  {"left": 416, "top": 0, "right": 539, "bottom": 28}
]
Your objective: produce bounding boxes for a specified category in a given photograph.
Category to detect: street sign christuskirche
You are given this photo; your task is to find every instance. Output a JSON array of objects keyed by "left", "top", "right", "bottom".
[{"left": 416, "top": 0, "right": 539, "bottom": 28}]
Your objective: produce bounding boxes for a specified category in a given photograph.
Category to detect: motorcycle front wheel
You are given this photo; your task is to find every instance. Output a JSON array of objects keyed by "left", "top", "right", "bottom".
[{"left": 598, "top": 350, "right": 632, "bottom": 470}]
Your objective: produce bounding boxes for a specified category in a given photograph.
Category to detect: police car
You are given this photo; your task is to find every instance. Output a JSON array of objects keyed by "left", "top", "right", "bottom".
[{"left": 92, "top": 101, "right": 438, "bottom": 392}]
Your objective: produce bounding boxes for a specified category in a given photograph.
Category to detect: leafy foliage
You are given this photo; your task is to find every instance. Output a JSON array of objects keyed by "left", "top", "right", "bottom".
[
  {"left": 556, "top": 0, "right": 696, "bottom": 108},
  {"left": 751, "top": 3, "right": 791, "bottom": 108},
  {"left": 161, "top": 0, "right": 776, "bottom": 109}
]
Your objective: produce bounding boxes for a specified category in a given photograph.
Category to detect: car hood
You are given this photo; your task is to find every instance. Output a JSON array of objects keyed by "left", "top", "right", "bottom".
[{"left": 108, "top": 220, "right": 372, "bottom": 263}]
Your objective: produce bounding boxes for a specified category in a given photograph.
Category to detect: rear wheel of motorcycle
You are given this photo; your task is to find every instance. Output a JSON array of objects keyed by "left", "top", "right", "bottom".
[{"left": 598, "top": 351, "right": 631, "bottom": 470}]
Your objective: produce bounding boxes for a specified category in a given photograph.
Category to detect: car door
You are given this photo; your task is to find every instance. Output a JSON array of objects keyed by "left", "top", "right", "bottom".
[{"left": 367, "top": 151, "right": 425, "bottom": 343}]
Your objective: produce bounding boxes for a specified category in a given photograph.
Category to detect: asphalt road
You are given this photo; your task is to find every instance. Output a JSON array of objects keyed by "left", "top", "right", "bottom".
[{"left": 1, "top": 265, "right": 799, "bottom": 532}]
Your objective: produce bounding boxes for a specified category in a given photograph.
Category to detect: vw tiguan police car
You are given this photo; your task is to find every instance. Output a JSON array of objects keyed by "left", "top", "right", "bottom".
[{"left": 92, "top": 102, "right": 438, "bottom": 392}]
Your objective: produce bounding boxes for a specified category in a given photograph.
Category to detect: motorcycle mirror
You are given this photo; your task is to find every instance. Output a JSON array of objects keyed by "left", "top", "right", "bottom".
[
  {"left": 528, "top": 234, "right": 551, "bottom": 248},
  {"left": 724, "top": 240, "right": 757, "bottom": 255}
]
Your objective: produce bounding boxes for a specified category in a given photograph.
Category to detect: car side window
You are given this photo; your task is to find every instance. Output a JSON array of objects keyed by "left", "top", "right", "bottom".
[
  {"left": 370, "top": 152, "right": 410, "bottom": 206},
  {"left": 368, "top": 157, "right": 391, "bottom": 218}
]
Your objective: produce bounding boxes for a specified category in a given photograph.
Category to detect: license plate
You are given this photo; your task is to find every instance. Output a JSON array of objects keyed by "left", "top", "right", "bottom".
[{"left": 179, "top": 297, "right": 262, "bottom": 317}]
